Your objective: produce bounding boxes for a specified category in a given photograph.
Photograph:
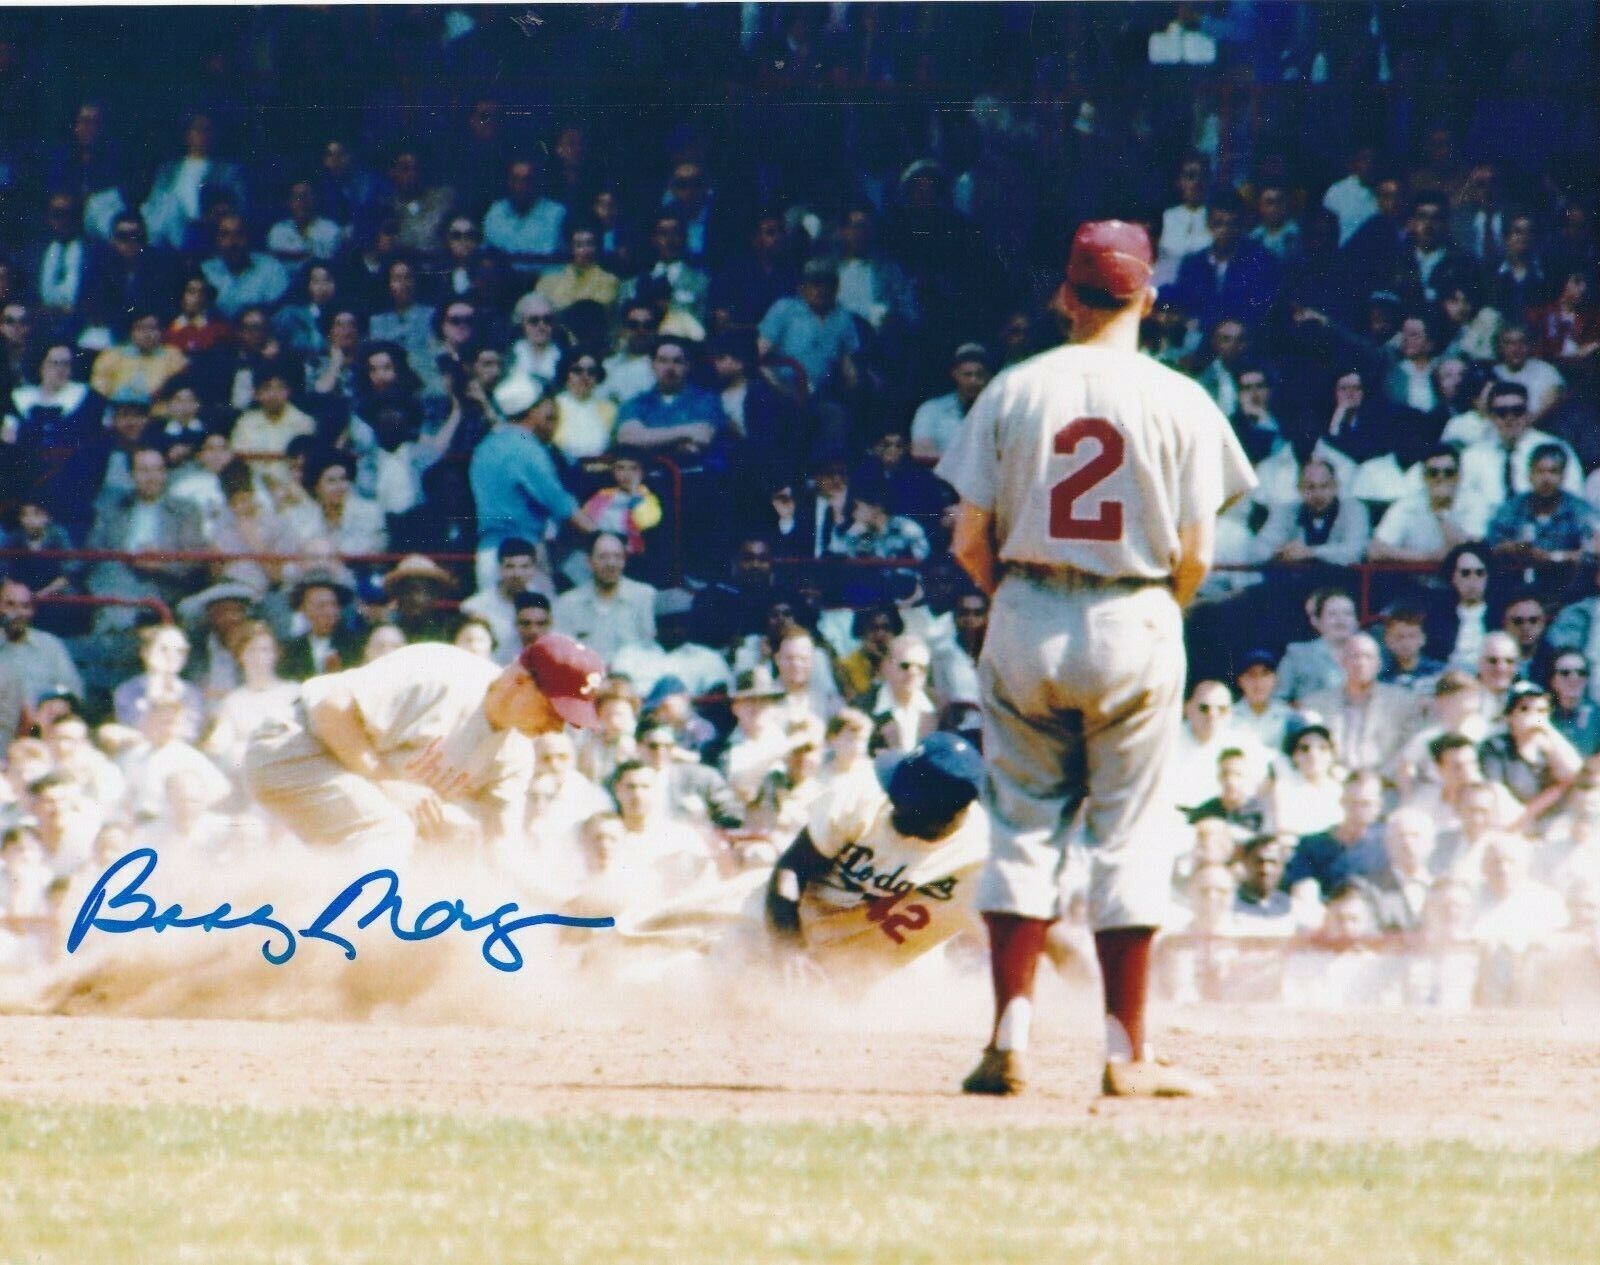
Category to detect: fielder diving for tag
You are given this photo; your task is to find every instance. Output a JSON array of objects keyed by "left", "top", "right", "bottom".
[{"left": 244, "top": 634, "right": 606, "bottom": 853}]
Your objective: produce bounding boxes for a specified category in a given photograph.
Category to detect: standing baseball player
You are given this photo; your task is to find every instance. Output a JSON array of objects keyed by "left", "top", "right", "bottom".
[
  {"left": 937, "top": 221, "right": 1256, "bottom": 1097},
  {"left": 245, "top": 634, "right": 605, "bottom": 854}
]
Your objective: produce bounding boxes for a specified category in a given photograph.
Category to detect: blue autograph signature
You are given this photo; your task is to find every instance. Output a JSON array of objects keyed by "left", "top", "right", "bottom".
[{"left": 66, "top": 848, "right": 614, "bottom": 973}]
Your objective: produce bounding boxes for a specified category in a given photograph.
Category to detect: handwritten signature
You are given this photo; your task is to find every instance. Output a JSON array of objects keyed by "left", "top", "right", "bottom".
[
  {"left": 510, "top": 10, "right": 543, "bottom": 37},
  {"left": 66, "top": 849, "right": 613, "bottom": 974}
]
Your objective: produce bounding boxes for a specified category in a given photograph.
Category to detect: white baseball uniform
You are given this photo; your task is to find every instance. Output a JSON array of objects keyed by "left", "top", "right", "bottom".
[
  {"left": 936, "top": 345, "right": 1256, "bottom": 930},
  {"left": 244, "top": 643, "right": 535, "bottom": 852}
]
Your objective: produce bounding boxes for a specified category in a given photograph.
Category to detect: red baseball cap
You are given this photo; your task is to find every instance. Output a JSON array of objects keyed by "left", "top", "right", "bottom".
[
  {"left": 1067, "top": 220, "right": 1154, "bottom": 299},
  {"left": 520, "top": 634, "right": 606, "bottom": 729}
]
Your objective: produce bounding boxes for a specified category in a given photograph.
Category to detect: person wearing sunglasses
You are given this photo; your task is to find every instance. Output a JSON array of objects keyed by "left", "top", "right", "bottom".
[
  {"left": 507, "top": 291, "right": 564, "bottom": 385},
  {"left": 1546, "top": 558, "right": 1600, "bottom": 709},
  {"left": 1370, "top": 444, "right": 1480, "bottom": 565},
  {"left": 1426, "top": 543, "right": 1495, "bottom": 674},
  {"left": 1545, "top": 651, "right": 1600, "bottom": 758},
  {"left": 552, "top": 349, "right": 616, "bottom": 460},
  {"left": 1458, "top": 381, "right": 1579, "bottom": 525}
]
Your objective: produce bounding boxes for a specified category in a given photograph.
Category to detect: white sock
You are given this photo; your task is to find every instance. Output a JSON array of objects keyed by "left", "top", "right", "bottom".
[
  {"left": 995, "top": 997, "right": 1032, "bottom": 1053},
  {"left": 1104, "top": 1016, "right": 1135, "bottom": 1064}
]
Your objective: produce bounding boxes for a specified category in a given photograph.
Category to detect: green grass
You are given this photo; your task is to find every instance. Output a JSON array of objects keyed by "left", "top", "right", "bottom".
[{"left": 0, "top": 1105, "right": 1595, "bottom": 1264}]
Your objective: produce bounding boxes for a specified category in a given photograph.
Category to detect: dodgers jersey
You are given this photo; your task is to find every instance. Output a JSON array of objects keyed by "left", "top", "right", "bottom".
[
  {"left": 937, "top": 346, "right": 1257, "bottom": 578},
  {"left": 800, "top": 777, "right": 988, "bottom": 958}
]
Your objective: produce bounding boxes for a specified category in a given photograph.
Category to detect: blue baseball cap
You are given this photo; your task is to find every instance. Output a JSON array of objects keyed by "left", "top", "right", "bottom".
[{"left": 875, "top": 732, "right": 985, "bottom": 816}]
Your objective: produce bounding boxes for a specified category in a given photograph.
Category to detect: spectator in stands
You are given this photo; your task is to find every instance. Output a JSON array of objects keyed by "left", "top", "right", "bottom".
[
  {"left": 1492, "top": 324, "right": 1565, "bottom": 425},
  {"left": 611, "top": 596, "right": 732, "bottom": 701},
  {"left": 139, "top": 112, "right": 245, "bottom": 251},
  {"left": 910, "top": 343, "right": 991, "bottom": 461},
  {"left": 507, "top": 291, "right": 564, "bottom": 388},
  {"left": 1170, "top": 680, "right": 1268, "bottom": 813},
  {"left": 112, "top": 623, "right": 205, "bottom": 740},
  {"left": 27, "top": 770, "right": 101, "bottom": 881},
  {"left": 1476, "top": 630, "right": 1523, "bottom": 721},
  {"left": 384, "top": 146, "right": 455, "bottom": 258},
  {"left": 831, "top": 202, "right": 917, "bottom": 334},
  {"left": 553, "top": 532, "right": 657, "bottom": 660},
  {"left": 201, "top": 619, "right": 297, "bottom": 778},
  {"left": 513, "top": 592, "right": 553, "bottom": 651},
  {"left": 843, "top": 486, "right": 929, "bottom": 563},
  {"left": 708, "top": 209, "right": 800, "bottom": 332},
  {"left": 1159, "top": 154, "right": 1212, "bottom": 271},
  {"left": 82, "top": 212, "right": 179, "bottom": 334},
  {"left": 1457, "top": 381, "right": 1580, "bottom": 525},
  {"left": 201, "top": 214, "right": 289, "bottom": 319},
  {"left": 1276, "top": 586, "right": 1360, "bottom": 703},
  {"left": 1227, "top": 650, "right": 1292, "bottom": 753},
  {"left": 270, "top": 263, "right": 340, "bottom": 360},
  {"left": 1430, "top": 778, "right": 1510, "bottom": 880},
  {"left": 1528, "top": 269, "right": 1600, "bottom": 369},
  {"left": 851, "top": 427, "right": 949, "bottom": 538},
  {"left": 1249, "top": 182, "right": 1300, "bottom": 262},
  {"left": 5, "top": 341, "right": 103, "bottom": 458},
  {"left": 600, "top": 301, "right": 660, "bottom": 406},
  {"left": 286, "top": 446, "right": 386, "bottom": 558},
  {"left": 1322, "top": 144, "right": 1379, "bottom": 247},
  {"left": 615, "top": 336, "right": 726, "bottom": 465},
  {"left": 1173, "top": 201, "right": 1278, "bottom": 328},
  {"left": 832, "top": 604, "right": 901, "bottom": 702},
  {"left": 1376, "top": 604, "right": 1445, "bottom": 694},
  {"left": 1185, "top": 748, "right": 1270, "bottom": 846},
  {"left": 83, "top": 444, "right": 207, "bottom": 629},
  {"left": 1283, "top": 768, "right": 1387, "bottom": 899},
  {"left": 1423, "top": 544, "right": 1494, "bottom": 673},
  {"left": 1369, "top": 445, "right": 1480, "bottom": 563},
  {"left": 758, "top": 259, "right": 861, "bottom": 406},
  {"left": 279, "top": 570, "right": 362, "bottom": 680},
  {"left": 0, "top": 579, "right": 82, "bottom": 706},
  {"left": 229, "top": 368, "right": 316, "bottom": 491},
  {"left": 771, "top": 626, "right": 837, "bottom": 729},
  {"left": 857, "top": 634, "right": 937, "bottom": 754},
  {"left": 1382, "top": 311, "right": 1442, "bottom": 415},
  {"left": 633, "top": 717, "right": 742, "bottom": 832},
  {"left": 1485, "top": 443, "right": 1596, "bottom": 589},
  {"left": 209, "top": 456, "right": 296, "bottom": 594},
  {"left": 1233, "top": 834, "right": 1296, "bottom": 934},
  {"left": 1473, "top": 831, "right": 1567, "bottom": 956},
  {"left": 535, "top": 220, "right": 618, "bottom": 315},
  {"left": 1547, "top": 651, "right": 1600, "bottom": 757},
  {"left": 1301, "top": 632, "right": 1420, "bottom": 774},
  {"left": 708, "top": 328, "right": 801, "bottom": 493},
  {"left": 619, "top": 212, "right": 710, "bottom": 328},
  {"left": 375, "top": 554, "right": 454, "bottom": 645},
  {"left": 89, "top": 309, "right": 186, "bottom": 404},
  {"left": 482, "top": 157, "right": 566, "bottom": 277},
  {"left": 606, "top": 759, "right": 716, "bottom": 897},
  {"left": 2, "top": 499, "right": 73, "bottom": 614},
  {"left": 1489, "top": 214, "right": 1550, "bottom": 318},
  {"left": 266, "top": 180, "right": 341, "bottom": 266},
  {"left": 1547, "top": 562, "right": 1600, "bottom": 705},
  {"left": 162, "top": 274, "right": 230, "bottom": 360},
  {"left": 369, "top": 259, "right": 438, "bottom": 386},
  {"left": 469, "top": 376, "right": 594, "bottom": 589},
  {"left": 1194, "top": 317, "right": 1250, "bottom": 419},
  {"left": 1498, "top": 591, "right": 1552, "bottom": 668},
  {"left": 1256, "top": 458, "right": 1370, "bottom": 571},
  {"left": 549, "top": 351, "right": 616, "bottom": 462},
  {"left": 1366, "top": 808, "right": 1436, "bottom": 932},
  {"left": 459, "top": 537, "right": 551, "bottom": 666},
  {"left": 1479, "top": 681, "right": 1581, "bottom": 834},
  {"left": 581, "top": 449, "right": 661, "bottom": 558}
]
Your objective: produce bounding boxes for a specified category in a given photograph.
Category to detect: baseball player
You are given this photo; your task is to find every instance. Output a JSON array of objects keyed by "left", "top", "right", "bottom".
[
  {"left": 245, "top": 634, "right": 606, "bottom": 854},
  {"left": 936, "top": 220, "right": 1256, "bottom": 1097},
  {"left": 616, "top": 733, "right": 989, "bottom": 987}
]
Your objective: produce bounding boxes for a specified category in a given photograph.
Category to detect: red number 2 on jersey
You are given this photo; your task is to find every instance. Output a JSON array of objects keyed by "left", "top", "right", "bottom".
[{"left": 1048, "top": 416, "right": 1125, "bottom": 541}]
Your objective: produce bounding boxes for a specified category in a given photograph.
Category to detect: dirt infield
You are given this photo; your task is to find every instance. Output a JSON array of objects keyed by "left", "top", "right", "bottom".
[{"left": 3, "top": 995, "right": 1598, "bottom": 1153}]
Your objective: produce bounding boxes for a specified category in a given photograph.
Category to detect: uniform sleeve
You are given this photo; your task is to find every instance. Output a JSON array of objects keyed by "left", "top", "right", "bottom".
[
  {"left": 804, "top": 779, "right": 881, "bottom": 861},
  {"left": 1178, "top": 390, "right": 1258, "bottom": 529},
  {"left": 934, "top": 382, "right": 1000, "bottom": 510}
]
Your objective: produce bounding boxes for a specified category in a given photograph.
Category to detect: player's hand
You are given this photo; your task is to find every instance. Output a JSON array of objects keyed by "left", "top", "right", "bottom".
[
  {"left": 403, "top": 739, "right": 475, "bottom": 798},
  {"left": 378, "top": 780, "right": 450, "bottom": 837}
]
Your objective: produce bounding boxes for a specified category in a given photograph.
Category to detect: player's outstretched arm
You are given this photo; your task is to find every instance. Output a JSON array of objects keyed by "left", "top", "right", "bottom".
[{"left": 764, "top": 829, "right": 831, "bottom": 945}]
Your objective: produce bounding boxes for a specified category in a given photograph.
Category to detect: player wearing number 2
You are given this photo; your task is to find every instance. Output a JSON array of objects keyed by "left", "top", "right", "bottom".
[{"left": 937, "top": 221, "right": 1257, "bottom": 1096}]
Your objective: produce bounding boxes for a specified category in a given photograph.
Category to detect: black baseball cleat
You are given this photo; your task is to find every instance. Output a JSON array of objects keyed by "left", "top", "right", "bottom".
[{"left": 961, "top": 1047, "right": 1026, "bottom": 1096}]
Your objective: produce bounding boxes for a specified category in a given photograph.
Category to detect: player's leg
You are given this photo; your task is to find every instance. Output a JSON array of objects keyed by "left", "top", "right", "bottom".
[
  {"left": 962, "top": 581, "right": 1085, "bottom": 1095},
  {"left": 245, "top": 721, "right": 416, "bottom": 856},
  {"left": 1077, "top": 587, "right": 1213, "bottom": 1097}
]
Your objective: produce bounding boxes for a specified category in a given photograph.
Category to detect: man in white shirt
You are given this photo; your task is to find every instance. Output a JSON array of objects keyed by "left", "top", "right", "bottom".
[
  {"left": 1230, "top": 649, "right": 1295, "bottom": 755},
  {"left": 1254, "top": 458, "right": 1370, "bottom": 568},
  {"left": 610, "top": 594, "right": 734, "bottom": 699},
  {"left": 860, "top": 635, "right": 938, "bottom": 754},
  {"left": 1168, "top": 680, "right": 1269, "bottom": 813},
  {"left": 1322, "top": 146, "right": 1379, "bottom": 246},
  {"left": 1369, "top": 445, "right": 1482, "bottom": 563},
  {"left": 553, "top": 532, "right": 658, "bottom": 661},
  {"left": 600, "top": 301, "right": 661, "bottom": 406},
  {"left": 1300, "top": 633, "right": 1421, "bottom": 775},
  {"left": 1492, "top": 323, "right": 1565, "bottom": 423},
  {"left": 1457, "top": 381, "right": 1580, "bottom": 526},
  {"left": 481, "top": 158, "right": 566, "bottom": 276},
  {"left": 910, "top": 343, "right": 993, "bottom": 460}
]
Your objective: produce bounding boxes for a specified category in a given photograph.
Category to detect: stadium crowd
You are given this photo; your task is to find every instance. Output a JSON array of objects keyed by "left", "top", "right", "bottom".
[{"left": 0, "top": 4, "right": 1598, "bottom": 1006}]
